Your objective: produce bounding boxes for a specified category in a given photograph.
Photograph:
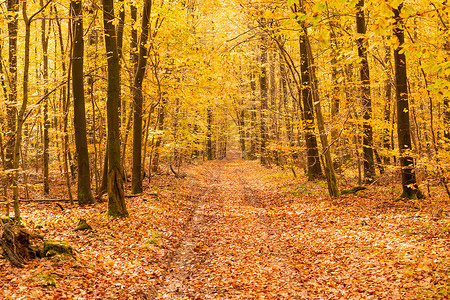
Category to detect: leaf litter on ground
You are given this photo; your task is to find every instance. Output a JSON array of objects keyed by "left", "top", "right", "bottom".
[{"left": 0, "top": 160, "right": 449, "bottom": 299}]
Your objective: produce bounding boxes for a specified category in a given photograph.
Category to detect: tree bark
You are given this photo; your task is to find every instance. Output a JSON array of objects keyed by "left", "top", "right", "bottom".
[
  {"left": 259, "top": 28, "right": 268, "bottom": 165},
  {"left": 299, "top": 27, "right": 323, "bottom": 180},
  {"left": 383, "top": 43, "right": 392, "bottom": 166},
  {"left": 206, "top": 106, "right": 213, "bottom": 160},
  {"left": 304, "top": 27, "right": 339, "bottom": 198},
  {"left": 356, "top": 0, "right": 375, "bottom": 183},
  {"left": 102, "top": 0, "right": 128, "bottom": 217},
  {"left": 40, "top": 3, "right": 50, "bottom": 195},
  {"left": 6, "top": 0, "right": 19, "bottom": 202},
  {"left": 249, "top": 73, "right": 257, "bottom": 160},
  {"left": 393, "top": 2, "right": 423, "bottom": 200},
  {"left": 131, "top": 0, "right": 152, "bottom": 194},
  {"left": 55, "top": 6, "right": 74, "bottom": 204},
  {"left": 151, "top": 96, "right": 166, "bottom": 171},
  {"left": 72, "top": 0, "right": 95, "bottom": 205}
]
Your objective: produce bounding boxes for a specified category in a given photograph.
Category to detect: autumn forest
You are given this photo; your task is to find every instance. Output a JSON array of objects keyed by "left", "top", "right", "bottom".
[{"left": 0, "top": 0, "right": 449, "bottom": 298}]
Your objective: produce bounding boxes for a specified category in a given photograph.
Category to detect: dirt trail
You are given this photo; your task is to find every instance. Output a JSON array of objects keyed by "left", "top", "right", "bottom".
[
  {"left": 156, "top": 159, "right": 450, "bottom": 299},
  {"left": 157, "top": 161, "right": 303, "bottom": 299}
]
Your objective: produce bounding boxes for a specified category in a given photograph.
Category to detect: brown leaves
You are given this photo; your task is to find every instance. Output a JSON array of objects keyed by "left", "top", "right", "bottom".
[{"left": 1, "top": 161, "right": 449, "bottom": 299}]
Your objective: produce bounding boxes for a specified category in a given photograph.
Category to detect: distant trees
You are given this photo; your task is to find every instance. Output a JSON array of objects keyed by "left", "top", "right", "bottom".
[{"left": 1, "top": 0, "right": 449, "bottom": 214}]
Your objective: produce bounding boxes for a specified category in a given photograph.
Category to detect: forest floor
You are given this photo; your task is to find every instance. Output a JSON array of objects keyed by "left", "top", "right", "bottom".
[{"left": 0, "top": 159, "right": 449, "bottom": 299}]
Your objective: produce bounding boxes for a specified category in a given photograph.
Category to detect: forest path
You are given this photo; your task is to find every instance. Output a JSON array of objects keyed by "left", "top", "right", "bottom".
[
  {"left": 157, "top": 160, "right": 302, "bottom": 299},
  {"left": 155, "top": 159, "right": 450, "bottom": 299}
]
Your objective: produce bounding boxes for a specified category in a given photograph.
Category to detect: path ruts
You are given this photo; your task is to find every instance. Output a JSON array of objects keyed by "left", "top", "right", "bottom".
[{"left": 157, "top": 161, "right": 302, "bottom": 299}]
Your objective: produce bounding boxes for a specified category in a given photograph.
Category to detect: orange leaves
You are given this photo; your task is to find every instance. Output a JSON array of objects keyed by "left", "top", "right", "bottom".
[{"left": 1, "top": 161, "right": 449, "bottom": 298}]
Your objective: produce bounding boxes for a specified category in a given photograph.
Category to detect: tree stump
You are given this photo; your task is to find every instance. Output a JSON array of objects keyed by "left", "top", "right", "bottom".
[{"left": 0, "top": 222, "right": 32, "bottom": 267}]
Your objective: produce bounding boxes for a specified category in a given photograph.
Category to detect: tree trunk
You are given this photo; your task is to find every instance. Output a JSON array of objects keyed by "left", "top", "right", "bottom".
[
  {"left": 249, "top": 73, "right": 257, "bottom": 160},
  {"left": 356, "top": 0, "right": 375, "bottom": 183},
  {"left": 304, "top": 27, "right": 339, "bottom": 198},
  {"left": 259, "top": 30, "right": 268, "bottom": 165},
  {"left": 72, "top": 0, "right": 95, "bottom": 205},
  {"left": 6, "top": 0, "right": 19, "bottom": 204},
  {"left": 206, "top": 106, "right": 213, "bottom": 160},
  {"left": 131, "top": 0, "right": 152, "bottom": 194},
  {"left": 151, "top": 96, "right": 166, "bottom": 171},
  {"left": 393, "top": 2, "right": 423, "bottom": 200},
  {"left": 299, "top": 26, "right": 323, "bottom": 180},
  {"left": 102, "top": 0, "right": 128, "bottom": 217},
  {"left": 40, "top": 0, "right": 50, "bottom": 195},
  {"left": 383, "top": 43, "right": 392, "bottom": 166},
  {"left": 55, "top": 6, "right": 73, "bottom": 204},
  {"left": 121, "top": 3, "right": 138, "bottom": 188}
]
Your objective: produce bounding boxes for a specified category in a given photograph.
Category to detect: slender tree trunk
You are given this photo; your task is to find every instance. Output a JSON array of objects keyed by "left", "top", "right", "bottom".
[
  {"left": 12, "top": 1, "right": 35, "bottom": 218},
  {"left": 356, "top": 0, "right": 375, "bottom": 183},
  {"left": 121, "top": 3, "right": 138, "bottom": 185},
  {"left": 383, "top": 43, "right": 392, "bottom": 165},
  {"left": 6, "top": 0, "right": 19, "bottom": 205},
  {"left": 102, "top": 0, "right": 128, "bottom": 217},
  {"left": 55, "top": 6, "right": 73, "bottom": 204},
  {"left": 40, "top": 0, "right": 50, "bottom": 195},
  {"left": 393, "top": 2, "right": 423, "bottom": 200},
  {"left": 72, "top": 0, "right": 95, "bottom": 205},
  {"left": 0, "top": 29, "right": 8, "bottom": 103},
  {"left": 206, "top": 106, "right": 213, "bottom": 160},
  {"left": 304, "top": 28, "right": 339, "bottom": 197},
  {"left": 249, "top": 73, "right": 257, "bottom": 160},
  {"left": 131, "top": 0, "right": 152, "bottom": 194},
  {"left": 152, "top": 96, "right": 166, "bottom": 171},
  {"left": 259, "top": 30, "right": 268, "bottom": 165},
  {"left": 299, "top": 26, "right": 323, "bottom": 180},
  {"left": 442, "top": 1, "right": 450, "bottom": 141}
]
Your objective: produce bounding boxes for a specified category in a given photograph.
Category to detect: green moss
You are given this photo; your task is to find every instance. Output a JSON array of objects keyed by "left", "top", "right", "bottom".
[
  {"left": 341, "top": 186, "right": 367, "bottom": 195},
  {"left": 41, "top": 240, "right": 73, "bottom": 257},
  {"left": 74, "top": 219, "right": 92, "bottom": 231},
  {"left": 1, "top": 216, "right": 14, "bottom": 224},
  {"left": 146, "top": 231, "right": 162, "bottom": 245},
  {"left": 31, "top": 272, "right": 56, "bottom": 287}
]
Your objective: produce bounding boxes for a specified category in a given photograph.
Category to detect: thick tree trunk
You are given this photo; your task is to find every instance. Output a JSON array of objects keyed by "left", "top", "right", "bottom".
[
  {"left": 72, "top": 0, "right": 95, "bottom": 205},
  {"left": 131, "top": 0, "right": 151, "bottom": 194},
  {"left": 102, "top": 0, "right": 128, "bottom": 217},
  {"left": 393, "top": 2, "right": 423, "bottom": 200},
  {"left": 356, "top": 0, "right": 375, "bottom": 183}
]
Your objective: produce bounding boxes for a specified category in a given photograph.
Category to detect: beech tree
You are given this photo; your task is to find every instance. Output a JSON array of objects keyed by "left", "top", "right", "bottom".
[
  {"left": 392, "top": 1, "right": 424, "bottom": 200},
  {"left": 132, "top": 0, "right": 152, "bottom": 194},
  {"left": 102, "top": 0, "right": 128, "bottom": 217},
  {"left": 72, "top": 0, "right": 95, "bottom": 205},
  {"left": 356, "top": 0, "right": 375, "bottom": 183}
]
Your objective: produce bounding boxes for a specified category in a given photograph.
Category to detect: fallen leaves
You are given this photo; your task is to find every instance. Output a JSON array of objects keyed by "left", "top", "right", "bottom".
[{"left": 1, "top": 160, "right": 449, "bottom": 299}]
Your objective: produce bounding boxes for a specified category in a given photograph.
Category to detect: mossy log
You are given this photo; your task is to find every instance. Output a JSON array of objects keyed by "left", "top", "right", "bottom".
[
  {"left": 42, "top": 240, "right": 73, "bottom": 257},
  {"left": 340, "top": 186, "right": 367, "bottom": 195}
]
